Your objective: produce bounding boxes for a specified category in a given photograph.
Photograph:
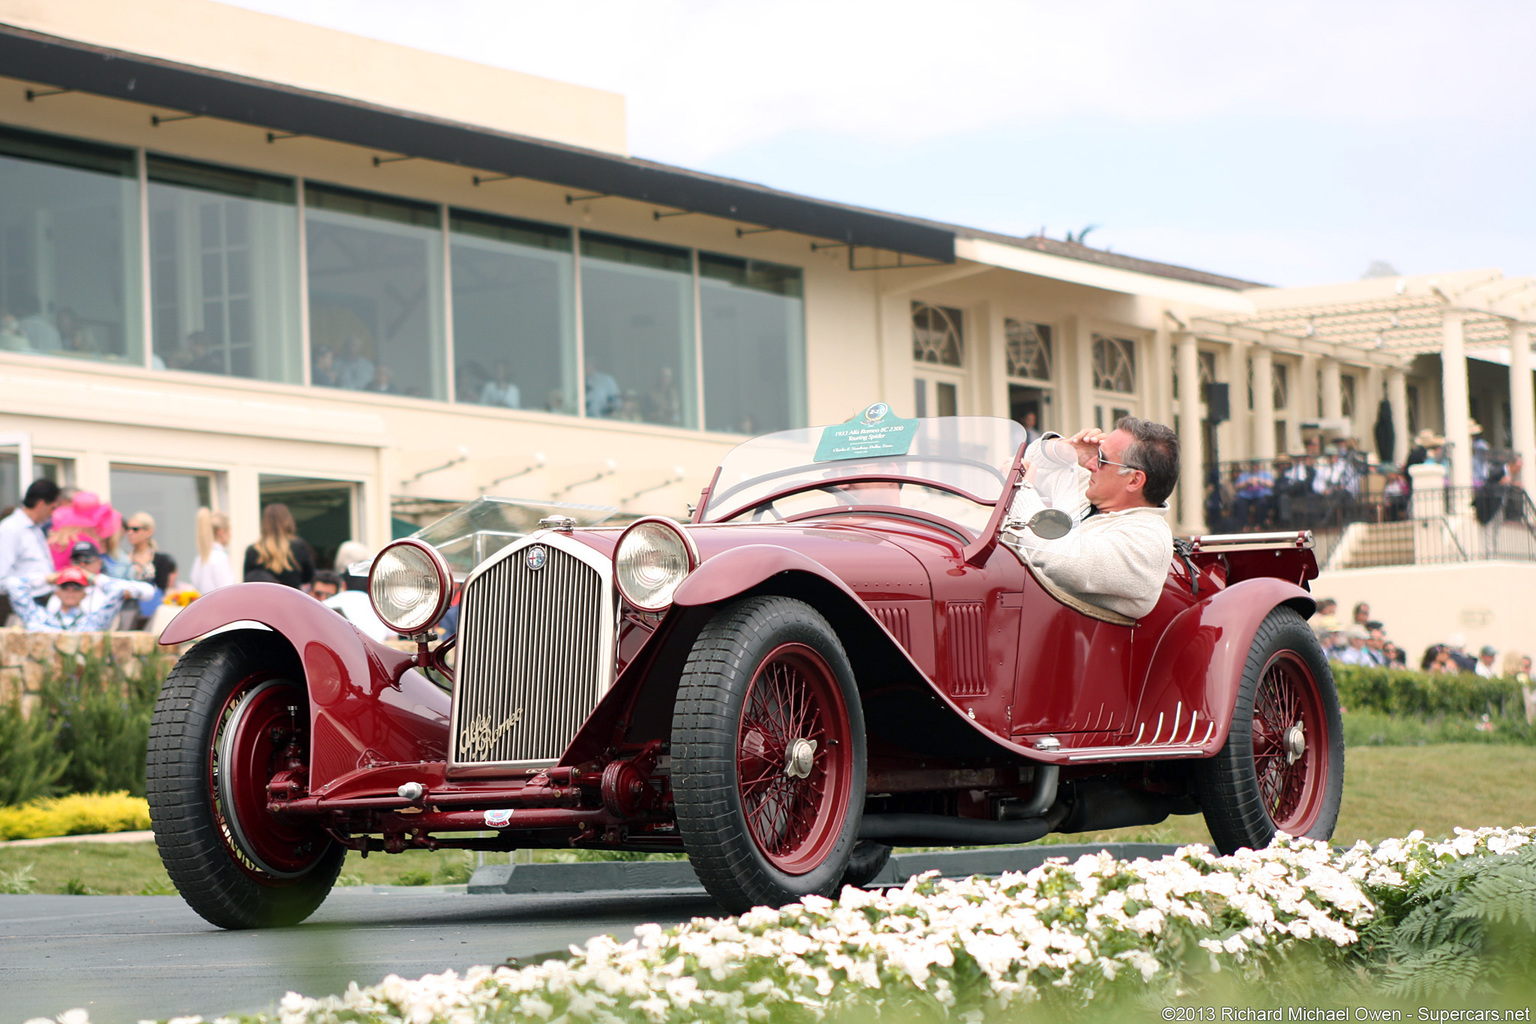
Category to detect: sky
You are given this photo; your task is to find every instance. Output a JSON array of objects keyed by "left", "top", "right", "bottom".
[{"left": 222, "top": 0, "right": 1536, "bottom": 289}]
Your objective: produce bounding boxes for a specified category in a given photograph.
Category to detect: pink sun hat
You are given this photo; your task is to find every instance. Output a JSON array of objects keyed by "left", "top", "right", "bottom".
[{"left": 47, "top": 491, "right": 123, "bottom": 569}]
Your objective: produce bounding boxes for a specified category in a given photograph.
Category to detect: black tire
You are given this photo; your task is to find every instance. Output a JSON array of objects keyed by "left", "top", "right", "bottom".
[
  {"left": 146, "top": 630, "right": 344, "bottom": 929},
  {"left": 840, "top": 840, "right": 892, "bottom": 889},
  {"left": 672, "top": 596, "right": 866, "bottom": 913},
  {"left": 1197, "top": 606, "right": 1345, "bottom": 853}
]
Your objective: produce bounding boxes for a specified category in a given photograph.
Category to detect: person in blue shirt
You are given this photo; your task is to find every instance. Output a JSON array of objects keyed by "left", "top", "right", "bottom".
[{"left": 3, "top": 565, "right": 153, "bottom": 632}]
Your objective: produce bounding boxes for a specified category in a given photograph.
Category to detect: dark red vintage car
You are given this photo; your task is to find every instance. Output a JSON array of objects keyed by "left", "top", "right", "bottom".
[{"left": 148, "top": 410, "right": 1343, "bottom": 929}]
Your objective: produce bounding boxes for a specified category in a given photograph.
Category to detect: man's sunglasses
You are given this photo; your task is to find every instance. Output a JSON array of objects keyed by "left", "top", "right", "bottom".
[
  {"left": 1096, "top": 447, "right": 1140, "bottom": 472},
  {"left": 58, "top": 582, "right": 85, "bottom": 591}
]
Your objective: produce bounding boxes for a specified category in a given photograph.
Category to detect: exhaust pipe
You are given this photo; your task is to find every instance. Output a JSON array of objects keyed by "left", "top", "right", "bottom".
[{"left": 859, "top": 765, "right": 1064, "bottom": 845}]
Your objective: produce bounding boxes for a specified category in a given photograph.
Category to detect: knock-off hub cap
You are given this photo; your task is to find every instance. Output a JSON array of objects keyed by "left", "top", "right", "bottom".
[
  {"left": 1284, "top": 722, "right": 1306, "bottom": 764},
  {"left": 785, "top": 738, "right": 818, "bottom": 779}
]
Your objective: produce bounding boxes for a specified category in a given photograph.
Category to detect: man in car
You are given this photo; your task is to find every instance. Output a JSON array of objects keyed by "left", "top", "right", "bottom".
[{"left": 1009, "top": 416, "right": 1178, "bottom": 619}]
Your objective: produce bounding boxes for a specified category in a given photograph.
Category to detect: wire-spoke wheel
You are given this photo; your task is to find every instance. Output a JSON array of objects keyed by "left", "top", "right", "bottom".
[
  {"left": 673, "top": 597, "right": 865, "bottom": 913},
  {"left": 147, "top": 631, "right": 343, "bottom": 929},
  {"left": 1198, "top": 607, "right": 1344, "bottom": 853}
]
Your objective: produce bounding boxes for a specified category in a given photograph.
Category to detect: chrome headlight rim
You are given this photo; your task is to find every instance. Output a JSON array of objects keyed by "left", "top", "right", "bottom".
[
  {"left": 614, "top": 517, "right": 699, "bottom": 612},
  {"left": 368, "top": 538, "right": 453, "bottom": 637}
]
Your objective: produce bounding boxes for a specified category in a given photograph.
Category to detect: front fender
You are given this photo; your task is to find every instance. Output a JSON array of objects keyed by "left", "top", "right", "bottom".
[
  {"left": 160, "top": 583, "right": 448, "bottom": 792},
  {"left": 1137, "top": 577, "right": 1316, "bottom": 755},
  {"left": 672, "top": 544, "right": 868, "bottom": 609}
]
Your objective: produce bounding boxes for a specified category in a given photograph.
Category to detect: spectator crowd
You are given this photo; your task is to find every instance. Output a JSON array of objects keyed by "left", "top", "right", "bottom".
[{"left": 1, "top": 477, "right": 401, "bottom": 639}]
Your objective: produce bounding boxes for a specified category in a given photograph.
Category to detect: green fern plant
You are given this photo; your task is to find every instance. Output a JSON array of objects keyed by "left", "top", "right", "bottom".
[{"left": 1371, "top": 844, "right": 1536, "bottom": 999}]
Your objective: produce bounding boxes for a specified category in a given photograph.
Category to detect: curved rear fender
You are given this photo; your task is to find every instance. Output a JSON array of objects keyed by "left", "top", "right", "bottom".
[
  {"left": 1137, "top": 578, "right": 1316, "bottom": 756},
  {"left": 161, "top": 583, "right": 447, "bottom": 790}
]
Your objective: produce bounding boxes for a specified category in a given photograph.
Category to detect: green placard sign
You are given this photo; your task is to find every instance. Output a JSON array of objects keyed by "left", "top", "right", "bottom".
[{"left": 814, "top": 403, "right": 919, "bottom": 462}]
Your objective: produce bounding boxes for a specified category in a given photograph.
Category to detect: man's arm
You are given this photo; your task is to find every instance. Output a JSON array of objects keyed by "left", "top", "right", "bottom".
[
  {"left": 77, "top": 574, "right": 154, "bottom": 631},
  {"left": 3, "top": 574, "right": 54, "bottom": 631}
]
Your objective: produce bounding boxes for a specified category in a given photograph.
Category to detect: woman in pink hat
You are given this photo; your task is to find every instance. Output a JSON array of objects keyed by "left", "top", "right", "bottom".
[{"left": 47, "top": 491, "right": 122, "bottom": 570}]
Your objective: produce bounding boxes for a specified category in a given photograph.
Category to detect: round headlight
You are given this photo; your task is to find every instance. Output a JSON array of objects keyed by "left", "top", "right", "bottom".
[
  {"left": 369, "top": 539, "right": 452, "bottom": 636},
  {"left": 614, "top": 518, "right": 698, "bottom": 612}
]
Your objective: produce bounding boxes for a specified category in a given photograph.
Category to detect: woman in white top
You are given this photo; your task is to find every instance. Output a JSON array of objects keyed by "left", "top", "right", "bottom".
[{"left": 189, "top": 508, "right": 236, "bottom": 593}]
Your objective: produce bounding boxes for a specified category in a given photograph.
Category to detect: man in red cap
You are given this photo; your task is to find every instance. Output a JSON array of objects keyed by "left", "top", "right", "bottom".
[{"left": 2, "top": 564, "right": 153, "bottom": 632}]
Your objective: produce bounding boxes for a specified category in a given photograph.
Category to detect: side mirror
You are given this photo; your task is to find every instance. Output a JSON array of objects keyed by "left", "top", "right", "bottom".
[{"left": 1023, "top": 508, "right": 1073, "bottom": 540}]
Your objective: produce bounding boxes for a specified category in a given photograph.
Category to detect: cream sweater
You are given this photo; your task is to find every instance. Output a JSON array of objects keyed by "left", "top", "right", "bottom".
[{"left": 1008, "top": 436, "right": 1173, "bottom": 619}]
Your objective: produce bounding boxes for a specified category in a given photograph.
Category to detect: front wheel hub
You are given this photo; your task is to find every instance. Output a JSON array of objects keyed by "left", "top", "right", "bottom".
[
  {"left": 784, "top": 738, "right": 818, "bottom": 779},
  {"left": 1284, "top": 722, "right": 1306, "bottom": 764}
]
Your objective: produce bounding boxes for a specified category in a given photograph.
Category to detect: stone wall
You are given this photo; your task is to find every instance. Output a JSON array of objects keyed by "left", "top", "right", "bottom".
[{"left": 0, "top": 629, "right": 187, "bottom": 714}]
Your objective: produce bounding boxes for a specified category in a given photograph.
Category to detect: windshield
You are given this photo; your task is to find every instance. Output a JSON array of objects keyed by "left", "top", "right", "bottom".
[
  {"left": 407, "top": 497, "right": 616, "bottom": 576},
  {"left": 702, "top": 416, "right": 1026, "bottom": 530}
]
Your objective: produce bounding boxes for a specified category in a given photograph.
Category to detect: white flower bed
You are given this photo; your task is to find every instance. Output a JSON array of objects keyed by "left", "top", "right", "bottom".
[{"left": 27, "top": 827, "right": 1536, "bottom": 1024}]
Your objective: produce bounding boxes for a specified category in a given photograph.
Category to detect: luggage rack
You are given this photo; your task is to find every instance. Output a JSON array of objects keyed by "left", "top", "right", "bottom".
[{"left": 1183, "top": 530, "right": 1314, "bottom": 554}]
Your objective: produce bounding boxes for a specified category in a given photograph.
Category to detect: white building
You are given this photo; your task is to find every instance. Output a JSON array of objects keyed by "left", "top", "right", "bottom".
[{"left": 2, "top": 0, "right": 1534, "bottom": 656}]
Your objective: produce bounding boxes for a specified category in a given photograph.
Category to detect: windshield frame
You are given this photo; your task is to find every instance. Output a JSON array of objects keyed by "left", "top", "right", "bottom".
[{"left": 698, "top": 415, "right": 1028, "bottom": 530}]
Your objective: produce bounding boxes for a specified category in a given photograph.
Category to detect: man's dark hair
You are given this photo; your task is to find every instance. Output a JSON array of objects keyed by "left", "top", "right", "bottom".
[
  {"left": 1116, "top": 416, "right": 1179, "bottom": 506},
  {"left": 312, "top": 570, "right": 343, "bottom": 593},
  {"left": 22, "top": 478, "right": 60, "bottom": 509}
]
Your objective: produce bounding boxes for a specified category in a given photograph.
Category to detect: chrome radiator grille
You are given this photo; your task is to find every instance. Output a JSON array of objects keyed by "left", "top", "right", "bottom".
[{"left": 451, "top": 543, "right": 611, "bottom": 767}]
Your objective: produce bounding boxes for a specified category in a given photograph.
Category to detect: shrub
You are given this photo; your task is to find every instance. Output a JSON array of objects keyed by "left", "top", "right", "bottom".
[
  {"left": 1332, "top": 664, "right": 1523, "bottom": 718},
  {"left": 0, "top": 792, "right": 151, "bottom": 841},
  {"left": 33, "top": 647, "right": 171, "bottom": 798},
  {"left": 0, "top": 698, "right": 65, "bottom": 806}
]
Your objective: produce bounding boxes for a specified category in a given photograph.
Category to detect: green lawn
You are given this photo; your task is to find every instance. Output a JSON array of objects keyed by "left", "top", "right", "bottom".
[{"left": 3, "top": 745, "right": 1533, "bottom": 896}]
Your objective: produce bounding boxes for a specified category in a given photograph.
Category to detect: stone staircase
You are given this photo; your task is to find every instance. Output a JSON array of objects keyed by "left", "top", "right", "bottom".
[{"left": 1327, "top": 520, "right": 1415, "bottom": 570}]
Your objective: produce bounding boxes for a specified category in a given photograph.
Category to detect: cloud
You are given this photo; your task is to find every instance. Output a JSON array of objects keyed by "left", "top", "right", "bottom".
[{"left": 222, "top": 0, "right": 1536, "bottom": 163}]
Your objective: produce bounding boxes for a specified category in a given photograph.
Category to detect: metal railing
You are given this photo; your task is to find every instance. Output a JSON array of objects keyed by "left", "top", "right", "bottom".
[{"left": 1202, "top": 458, "right": 1536, "bottom": 568}]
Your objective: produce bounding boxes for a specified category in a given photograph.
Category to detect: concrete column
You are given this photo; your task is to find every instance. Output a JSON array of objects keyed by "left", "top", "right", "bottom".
[
  {"left": 1320, "top": 358, "right": 1343, "bottom": 422},
  {"left": 1176, "top": 331, "right": 1204, "bottom": 532},
  {"left": 1442, "top": 310, "right": 1473, "bottom": 489},
  {"left": 1227, "top": 335, "right": 1246, "bottom": 460},
  {"left": 1510, "top": 322, "right": 1535, "bottom": 497},
  {"left": 977, "top": 302, "right": 1006, "bottom": 419},
  {"left": 1073, "top": 317, "right": 1094, "bottom": 429},
  {"left": 1299, "top": 352, "right": 1319, "bottom": 427},
  {"left": 1364, "top": 365, "right": 1384, "bottom": 458},
  {"left": 1251, "top": 346, "right": 1275, "bottom": 459},
  {"left": 1387, "top": 368, "right": 1409, "bottom": 469},
  {"left": 1151, "top": 321, "right": 1172, "bottom": 426}
]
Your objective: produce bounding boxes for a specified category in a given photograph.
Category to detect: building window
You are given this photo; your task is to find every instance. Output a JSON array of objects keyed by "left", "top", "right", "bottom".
[
  {"left": 449, "top": 210, "right": 575, "bottom": 414},
  {"left": 1273, "top": 362, "right": 1289, "bottom": 411},
  {"left": 109, "top": 465, "right": 216, "bottom": 578},
  {"left": 1340, "top": 373, "right": 1356, "bottom": 419},
  {"left": 0, "top": 125, "right": 141, "bottom": 365},
  {"left": 1092, "top": 334, "right": 1138, "bottom": 394},
  {"left": 579, "top": 232, "right": 696, "bottom": 426},
  {"left": 912, "top": 302, "right": 963, "bottom": 366},
  {"left": 1004, "top": 319, "right": 1052, "bottom": 381},
  {"left": 306, "top": 183, "right": 445, "bottom": 399},
  {"left": 699, "top": 253, "right": 805, "bottom": 434},
  {"left": 147, "top": 156, "right": 301, "bottom": 382}
]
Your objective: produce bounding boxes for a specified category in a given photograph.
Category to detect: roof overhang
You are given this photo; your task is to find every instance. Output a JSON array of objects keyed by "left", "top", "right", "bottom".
[
  {"left": 0, "top": 23, "right": 955, "bottom": 263},
  {"left": 1194, "top": 270, "right": 1536, "bottom": 361},
  {"left": 956, "top": 237, "right": 1256, "bottom": 310}
]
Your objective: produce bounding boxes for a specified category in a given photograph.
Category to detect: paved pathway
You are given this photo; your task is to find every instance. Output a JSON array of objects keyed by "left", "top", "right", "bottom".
[{"left": 2, "top": 887, "right": 719, "bottom": 1024}]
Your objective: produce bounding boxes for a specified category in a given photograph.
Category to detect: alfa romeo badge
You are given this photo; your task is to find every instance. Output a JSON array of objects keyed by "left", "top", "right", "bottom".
[{"left": 525, "top": 545, "right": 548, "bottom": 570}]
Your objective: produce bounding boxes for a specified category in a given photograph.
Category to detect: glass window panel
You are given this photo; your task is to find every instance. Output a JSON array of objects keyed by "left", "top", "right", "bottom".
[
  {"left": 699, "top": 252, "right": 805, "bottom": 434},
  {"left": 449, "top": 210, "right": 575, "bottom": 414},
  {"left": 1004, "top": 318, "right": 1052, "bottom": 381},
  {"left": 147, "top": 155, "right": 299, "bottom": 381},
  {"left": 306, "top": 183, "right": 444, "bottom": 399},
  {"left": 108, "top": 466, "right": 215, "bottom": 577},
  {"left": 1091, "top": 334, "right": 1137, "bottom": 394},
  {"left": 579, "top": 231, "right": 695, "bottom": 427},
  {"left": 912, "top": 301, "right": 964, "bottom": 366},
  {"left": 0, "top": 125, "right": 141, "bottom": 366}
]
